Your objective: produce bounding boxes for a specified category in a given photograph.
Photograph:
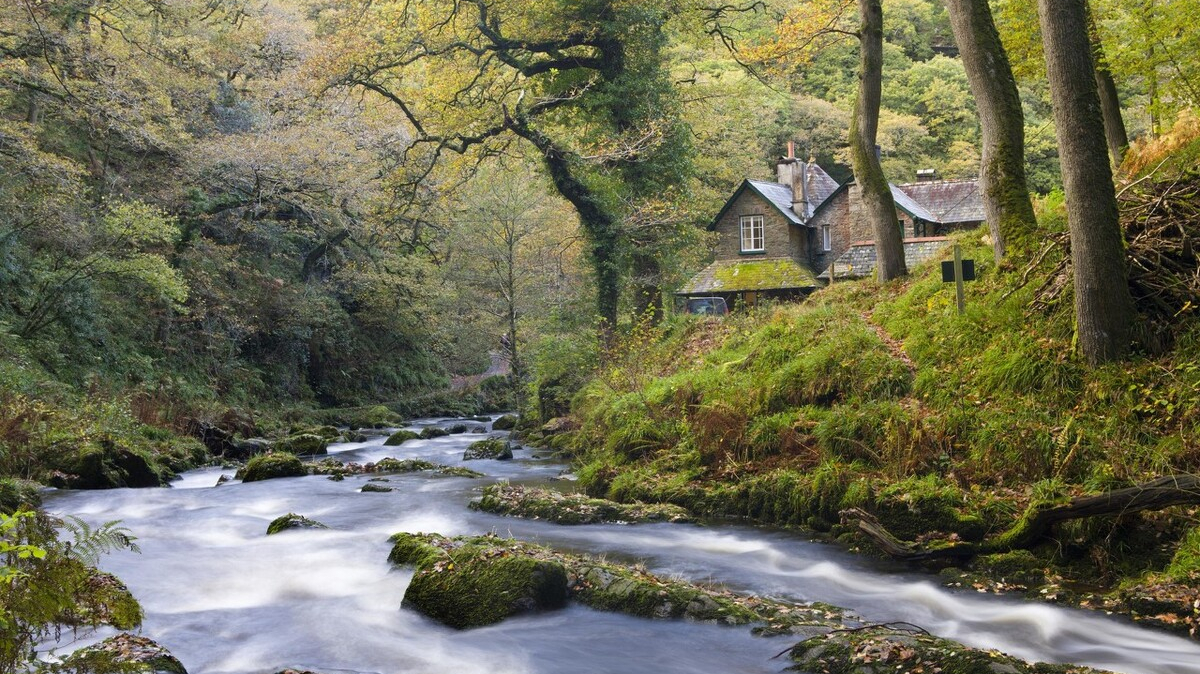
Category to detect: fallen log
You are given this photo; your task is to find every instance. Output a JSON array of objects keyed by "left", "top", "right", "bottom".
[{"left": 844, "top": 474, "right": 1200, "bottom": 562}]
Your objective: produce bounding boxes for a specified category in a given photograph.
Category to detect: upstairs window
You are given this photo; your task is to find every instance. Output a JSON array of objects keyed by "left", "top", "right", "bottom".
[
  {"left": 740, "top": 215, "right": 764, "bottom": 253},
  {"left": 822, "top": 224, "right": 831, "bottom": 251}
]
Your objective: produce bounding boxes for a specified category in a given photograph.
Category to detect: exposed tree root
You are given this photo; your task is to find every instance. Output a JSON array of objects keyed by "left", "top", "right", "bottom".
[{"left": 843, "top": 474, "right": 1200, "bottom": 562}]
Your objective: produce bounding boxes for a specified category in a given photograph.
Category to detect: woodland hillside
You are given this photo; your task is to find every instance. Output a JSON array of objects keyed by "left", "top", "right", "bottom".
[{"left": 3, "top": 1, "right": 1200, "bottom": 668}]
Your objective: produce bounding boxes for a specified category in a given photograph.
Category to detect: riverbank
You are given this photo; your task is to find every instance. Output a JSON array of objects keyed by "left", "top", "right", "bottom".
[
  {"left": 520, "top": 170, "right": 1200, "bottom": 643},
  {"left": 38, "top": 425, "right": 1200, "bottom": 674}
]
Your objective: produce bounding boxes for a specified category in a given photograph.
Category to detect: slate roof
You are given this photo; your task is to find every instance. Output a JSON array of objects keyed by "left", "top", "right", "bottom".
[
  {"left": 714, "top": 164, "right": 842, "bottom": 228},
  {"left": 895, "top": 180, "right": 984, "bottom": 224},
  {"left": 678, "top": 258, "right": 820, "bottom": 295},
  {"left": 744, "top": 179, "right": 804, "bottom": 225},
  {"left": 889, "top": 185, "right": 937, "bottom": 222},
  {"left": 822, "top": 237, "right": 952, "bottom": 279}
]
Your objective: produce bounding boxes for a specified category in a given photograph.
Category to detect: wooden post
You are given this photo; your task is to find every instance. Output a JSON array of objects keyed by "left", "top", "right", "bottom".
[{"left": 954, "top": 244, "right": 965, "bottom": 314}]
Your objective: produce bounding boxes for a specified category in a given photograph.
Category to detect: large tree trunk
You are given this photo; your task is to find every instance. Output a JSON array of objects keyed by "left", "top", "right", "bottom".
[
  {"left": 1087, "top": 8, "right": 1129, "bottom": 166},
  {"left": 944, "top": 0, "right": 1036, "bottom": 262},
  {"left": 511, "top": 119, "right": 622, "bottom": 332},
  {"left": 1037, "top": 0, "right": 1133, "bottom": 365},
  {"left": 850, "top": 0, "right": 906, "bottom": 281}
]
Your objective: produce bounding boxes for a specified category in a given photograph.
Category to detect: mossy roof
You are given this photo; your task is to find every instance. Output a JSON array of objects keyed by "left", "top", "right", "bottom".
[{"left": 678, "top": 258, "right": 820, "bottom": 295}]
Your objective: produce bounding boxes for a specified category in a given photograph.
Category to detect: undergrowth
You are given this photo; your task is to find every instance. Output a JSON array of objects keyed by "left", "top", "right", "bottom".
[{"left": 555, "top": 151, "right": 1200, "bottom": 594}]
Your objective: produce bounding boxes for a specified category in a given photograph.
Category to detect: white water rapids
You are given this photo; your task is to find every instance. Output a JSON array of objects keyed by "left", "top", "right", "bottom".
[{"left": 42, "top": 419, "right": 1200, "bottom": 674}]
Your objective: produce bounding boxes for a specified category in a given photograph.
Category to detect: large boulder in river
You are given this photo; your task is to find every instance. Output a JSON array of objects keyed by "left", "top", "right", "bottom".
[
  {"left": 491, "top": 414, "right": 518, "bottom": 431},
  {"left": 389, "top": 533, "right": 569, "bottom": 629},
  {"left": 383, "top": 430, "right": 420, "bottom": 446},
  {"left": 272, "top": 433, "right": 328, "bottom": 456},
  {"left": 386, "top": 533, "right": 832, "bottom": 633},
  {"left": 463, "top": 438, "right": 513, "bottom": 461},
  {"left": 64, "top": 633, "right": 187, "bottom": 674},
  {"left": 267, "top": 513, "right": 329, "bottom": 535},
  {"left": 240, "top": 453, "right": 306, "bottom": 482},
  {"left": 419, "top": 427, "right": 449, "bottom": 440}
]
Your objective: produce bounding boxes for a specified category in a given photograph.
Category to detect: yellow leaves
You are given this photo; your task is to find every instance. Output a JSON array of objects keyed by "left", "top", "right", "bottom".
[{"left": 741, "top": 0, "right": 855, "bottom": 73}]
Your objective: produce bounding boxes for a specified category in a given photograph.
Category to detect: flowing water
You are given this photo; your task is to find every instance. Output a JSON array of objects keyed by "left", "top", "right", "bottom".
[{"left": 43, "top": 419, "right": 1200, "bottom": 674}]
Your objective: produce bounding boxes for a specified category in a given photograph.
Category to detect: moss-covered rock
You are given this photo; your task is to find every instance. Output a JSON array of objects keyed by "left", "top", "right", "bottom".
[
  {"left": 240, "top": 453, "right": 306, "bottom": 482},
  {"left": 473, "top": 484, "right": 694, "bottom": 524},
  {"left": 871, "top": 475, "right": 987, "bottom": 542},
  {"left": 383, "top": 430, "right": 420, "bottom": 446},
  {"left": 63, "top": 633, "right": 187, "bottom": 674},
  {"left": 347, "top": 404, "right": 402, "bottom": 429},
  {"left": 0, "top": 478, "right": 42, "bottom": 514},
  {"left": 787, "top": 626, "right": 1105, "bottom": 674},
  {"left": 464, "top": 438, "right": 513, "bottom": 461},
  {"left": 272, "top": 433, "right": 328, "bottom": 456},
  {"left": 448, "top": 423, "right": 469, "bottom": 434},
  {"left": 267, "top": 513, "right": 329, "bottom": 535},
  {"left": 228, "top": 437, "right": 272, "bottom": 460},
  {"left": 58, "top": 566, "right": 143, "bottom": 630},
  {"left": 387, "top": 533, "right": 842, "bottom": 633},
  {"left": 492, "top": 414, "right": 518, "bottom": 430},
  {"left": 573, "top": 564, "right": 754, "bottom": 623},
  {"left": 48, "top": 442, "right": 170, "bottom": 489},
  {"left": 342, "top": 431, "right": 369, "bottom": 443},
  {"left": 419, "top": 427, "right": 450, "bottom": 439},
  {"left": 301, "top": 425, "right": 342, "bottom": 441},
  {"left": 374, "top": 458, "right": 484, "bottom": 478},
  {"left": 361, "top": 482, "right": 394, "bottom": 493},
  {"left": 390, "top": 533, "right": 568, "bottom": 629}
]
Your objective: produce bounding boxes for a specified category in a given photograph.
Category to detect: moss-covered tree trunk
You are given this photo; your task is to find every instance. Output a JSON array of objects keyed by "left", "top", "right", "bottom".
[
  {"left": 944, "top": 0, "right": 1036, "bottom": 262},
  {"left": 850, "top": 0, "right": 906, "bottom": 281},
  {"left": 510, "top": 119, "right": 623, "bottom": 332},
  {"left": 1037, "top": 0, "right": 1133, "bottom": 365}
]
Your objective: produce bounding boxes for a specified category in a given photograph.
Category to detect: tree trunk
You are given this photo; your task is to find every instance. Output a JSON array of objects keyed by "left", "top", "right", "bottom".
[
  {"left": 850, "top": 0, "right": 906, "bottom": 281},
  {"left": 944, "top": 0, "right": 1036, "bottom": 262},
  {"left": 631, "top": 251, "right": 663, "bottom": 324},
  {"left": 1087, "top": 8, "right": 1129, "bottom": 166},
  {"left": 1037, "top": 0, "right": 1133, "bottom": 365},
  {"left": 511, "top": 118, "right": 622, "bottom": 331}
]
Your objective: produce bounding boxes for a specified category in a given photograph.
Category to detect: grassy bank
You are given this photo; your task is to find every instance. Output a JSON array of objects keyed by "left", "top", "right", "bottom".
[{"left": 533, "top": 166, "right": 1200, "bottom": 636}]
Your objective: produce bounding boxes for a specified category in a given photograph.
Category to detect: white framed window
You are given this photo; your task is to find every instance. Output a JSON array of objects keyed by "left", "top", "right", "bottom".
[
  {"left": 821, "top": 224, "right": 831, "bottom": 251},
  {"left": 739, "top": 215, "right": 764, "bottom": 252}
]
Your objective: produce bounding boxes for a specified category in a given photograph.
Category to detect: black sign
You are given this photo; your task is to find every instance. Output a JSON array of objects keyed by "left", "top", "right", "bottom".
[{"left": 941, "top": 259, "right": 975, "bottom": 282}]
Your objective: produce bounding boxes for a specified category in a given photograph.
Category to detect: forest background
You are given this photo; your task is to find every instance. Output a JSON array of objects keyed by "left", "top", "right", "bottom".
[{"left": 1, "top": 0, "right": 1197, "bottom": 471}]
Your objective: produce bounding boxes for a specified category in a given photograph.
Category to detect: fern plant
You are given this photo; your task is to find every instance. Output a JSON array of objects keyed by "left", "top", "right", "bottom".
[{"left": 0, "top": 510, "right": 142, "bottom": 673}]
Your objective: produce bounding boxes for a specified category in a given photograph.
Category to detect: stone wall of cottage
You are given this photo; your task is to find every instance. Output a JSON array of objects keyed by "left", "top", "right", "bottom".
[
  {"left": 808, "top": 190, "right": 850, "bottom": 273},
  {"left": 714, "top": 191, "right": 804, "bottom": 262}
]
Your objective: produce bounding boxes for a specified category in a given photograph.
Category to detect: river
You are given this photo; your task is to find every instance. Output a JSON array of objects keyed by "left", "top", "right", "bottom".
[{"left": 43, "top": 418, "right": 1200, "bottom": 674}]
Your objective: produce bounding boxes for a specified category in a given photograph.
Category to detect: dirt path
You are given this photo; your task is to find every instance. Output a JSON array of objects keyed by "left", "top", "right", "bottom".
[{"left": 862, "top": 310, "right": 916, "bottom": 376}]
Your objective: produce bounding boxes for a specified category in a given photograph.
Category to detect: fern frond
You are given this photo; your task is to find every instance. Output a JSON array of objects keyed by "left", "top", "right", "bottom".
[{"left": 59, "top": 517, "right": 139, "bottom": 565}]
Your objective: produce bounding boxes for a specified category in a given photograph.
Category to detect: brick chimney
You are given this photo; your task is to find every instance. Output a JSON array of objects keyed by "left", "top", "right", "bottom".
[{"left": 776, "top": 140, "right": 797, "bottom": 186}]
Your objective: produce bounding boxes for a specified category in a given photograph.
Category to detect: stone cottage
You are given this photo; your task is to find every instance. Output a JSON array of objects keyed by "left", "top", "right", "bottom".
[{"left": 677, "top": 145, "right": 985, "bottom": 307}]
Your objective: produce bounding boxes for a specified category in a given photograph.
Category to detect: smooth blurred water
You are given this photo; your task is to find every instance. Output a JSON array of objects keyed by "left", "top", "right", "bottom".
[{"left": 43, "top": 418, "right": 1200, "bottom": 674}]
